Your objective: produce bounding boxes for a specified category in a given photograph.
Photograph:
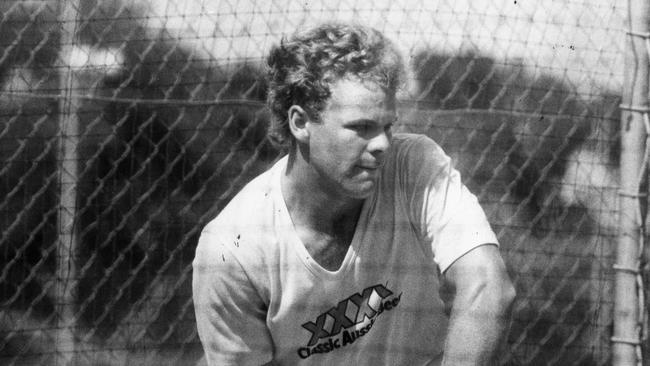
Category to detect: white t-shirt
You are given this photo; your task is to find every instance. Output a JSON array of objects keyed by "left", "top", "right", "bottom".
[{"left": 192, "top": 133, "right": 498, "bottom": 366}]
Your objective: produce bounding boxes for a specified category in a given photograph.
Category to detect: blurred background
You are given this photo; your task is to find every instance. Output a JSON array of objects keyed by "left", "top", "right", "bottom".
[{"left": 0, "top": 0, "right": 627, "bottom": 365}]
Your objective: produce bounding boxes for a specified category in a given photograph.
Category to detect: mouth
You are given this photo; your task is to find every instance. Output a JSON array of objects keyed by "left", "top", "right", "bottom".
[
  {"left": 358, "top": 165, "right": 380, "bottom": 171},
  {"left": 356, "top": 164, "right": 383, "bottom": 177},
  {"left": 357, "top": 161, "right": 383, "bottom": 170}
]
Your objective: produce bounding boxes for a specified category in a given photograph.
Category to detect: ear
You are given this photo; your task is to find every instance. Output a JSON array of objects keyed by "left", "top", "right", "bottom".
[{"left": 288, "top": 105, "right": 310, "bottom": 143}]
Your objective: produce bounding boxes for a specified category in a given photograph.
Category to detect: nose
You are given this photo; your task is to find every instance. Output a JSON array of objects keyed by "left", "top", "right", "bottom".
[{"left": 367, "top": 128, "right": 392, "bottom": 157}]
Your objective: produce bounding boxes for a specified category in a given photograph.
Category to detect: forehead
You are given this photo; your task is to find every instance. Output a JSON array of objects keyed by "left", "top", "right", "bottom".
[{"left": 327, "top": 78, "right": 394, "bottom": 110}]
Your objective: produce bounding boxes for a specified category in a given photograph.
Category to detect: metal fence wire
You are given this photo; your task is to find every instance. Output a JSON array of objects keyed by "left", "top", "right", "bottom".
[{"left": 0, "top": 0, "right": 628, "bottom": 365}]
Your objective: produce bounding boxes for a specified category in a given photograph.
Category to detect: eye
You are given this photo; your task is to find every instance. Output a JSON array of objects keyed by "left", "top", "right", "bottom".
[{"left": 348, "top": 120, "right": 373, "bottom": 133}]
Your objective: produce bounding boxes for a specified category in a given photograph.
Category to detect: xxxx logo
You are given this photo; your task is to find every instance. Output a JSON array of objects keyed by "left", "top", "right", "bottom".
[{"left": 301, "top": 284, "right": 396, "bottom": 347}]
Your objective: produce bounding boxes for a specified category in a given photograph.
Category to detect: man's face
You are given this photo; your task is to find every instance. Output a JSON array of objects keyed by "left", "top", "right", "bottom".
[{"left": 305, "top": 77, "right": 397, "bottom": 199}]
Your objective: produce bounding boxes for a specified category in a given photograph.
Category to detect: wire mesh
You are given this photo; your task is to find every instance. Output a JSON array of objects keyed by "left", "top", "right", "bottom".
[{"left": 0, "top": 0, "right": 625, "bottom": 365}]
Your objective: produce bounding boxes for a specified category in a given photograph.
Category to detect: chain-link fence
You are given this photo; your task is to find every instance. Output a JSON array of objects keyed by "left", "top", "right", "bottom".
[{"left": 0, "top": 0, "right": 627, "bottom": 365}]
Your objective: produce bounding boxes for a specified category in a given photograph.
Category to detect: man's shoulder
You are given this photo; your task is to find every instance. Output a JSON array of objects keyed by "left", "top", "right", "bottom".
[
  {"left": 196, "top": 159, "right": 285, "bottom": 271},
  {"left": 392, "top": 132, "right": 443, "bottom": 152},
  {"left": 389, "top": 133, "right": 449, "bottom": 169}
]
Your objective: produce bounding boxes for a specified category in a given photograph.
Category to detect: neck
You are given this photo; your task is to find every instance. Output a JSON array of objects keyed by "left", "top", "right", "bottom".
[{"left": 282, "top": 151, "right": 363, "bottom": 230}]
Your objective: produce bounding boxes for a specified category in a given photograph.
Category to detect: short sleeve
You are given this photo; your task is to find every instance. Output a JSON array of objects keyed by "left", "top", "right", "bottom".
[
  {"left": 403, "top": 135, "right": 498, "bottom": 273},
  {"left": 192, "top": 229, "right": 274, "bottom": 366}
]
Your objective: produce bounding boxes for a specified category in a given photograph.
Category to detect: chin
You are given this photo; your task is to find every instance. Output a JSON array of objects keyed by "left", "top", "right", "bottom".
[{"left": 345, "top": 182, "right": 376, "bottom": 199}]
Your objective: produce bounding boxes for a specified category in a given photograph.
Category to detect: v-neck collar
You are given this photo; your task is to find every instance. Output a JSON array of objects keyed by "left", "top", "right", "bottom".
[{"left": 272, "top": 156, "right": 373, "bottom": 280}]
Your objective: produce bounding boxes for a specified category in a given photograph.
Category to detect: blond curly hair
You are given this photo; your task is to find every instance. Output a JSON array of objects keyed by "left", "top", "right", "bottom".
[{"left": 266, "top": 23, "right": 404, "bottom": 148}]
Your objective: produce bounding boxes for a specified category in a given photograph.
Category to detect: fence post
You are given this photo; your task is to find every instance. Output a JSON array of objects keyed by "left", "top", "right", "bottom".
[
  {"left": 614, "top": 0, "right": 650, "bottom": 365},
  {"left": 55, "top": 0, "right": 81, "bottom": 364}
]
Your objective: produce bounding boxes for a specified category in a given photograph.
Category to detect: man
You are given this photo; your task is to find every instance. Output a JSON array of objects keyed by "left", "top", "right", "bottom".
[{"left": 193, "top": 23, "right": 515, "bottom": 365}]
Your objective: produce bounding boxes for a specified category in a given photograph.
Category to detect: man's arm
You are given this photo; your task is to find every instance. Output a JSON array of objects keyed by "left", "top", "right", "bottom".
[
  {"left": 441, "top": 244, "right": 515, "bottom": 366},
  {"left": 193, "top": 231, "right": 274, "bottom": 366}
]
